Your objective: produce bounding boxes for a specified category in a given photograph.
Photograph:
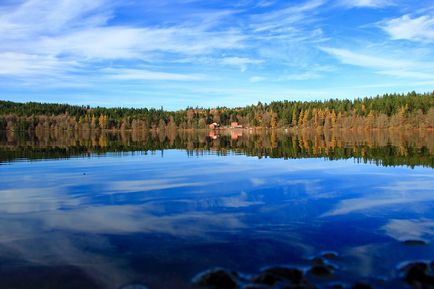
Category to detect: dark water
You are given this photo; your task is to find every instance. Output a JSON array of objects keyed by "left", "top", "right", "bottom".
[{"left": 0, "top": 130, "right": 433, "bottom": 289}]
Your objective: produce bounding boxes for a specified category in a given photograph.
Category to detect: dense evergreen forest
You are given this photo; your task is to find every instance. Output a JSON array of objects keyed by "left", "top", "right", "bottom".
[{"left": 1, "top": 91, "right": 433, "bottom": 131}]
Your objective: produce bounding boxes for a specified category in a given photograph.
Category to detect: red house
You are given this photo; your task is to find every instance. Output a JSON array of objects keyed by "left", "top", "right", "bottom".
[
  {"left": 209, "top": 122, "right": 219, "bottom": 129},
  {"left": 231, "top": 122, "right": 243, "bottom": 128}
]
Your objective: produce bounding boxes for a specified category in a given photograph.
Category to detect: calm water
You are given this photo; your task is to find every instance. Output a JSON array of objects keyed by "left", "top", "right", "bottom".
[{"left": 0, "top": 130, "right": 433, "bottom": 289}]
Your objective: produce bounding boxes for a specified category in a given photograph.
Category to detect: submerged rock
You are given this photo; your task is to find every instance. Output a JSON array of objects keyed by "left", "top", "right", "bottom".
[
  {"left": 322, "top": 252, "right": 338, "bottom": 260},
  {"left": 252, "top": 271, "right": 282, "bottom": 286},
  {"left": 308, "top": 265, "right": 334, "bottom": 278},
  {"left": 311, "top": 257, "right": 325, "bottom": 266},
  {"left": 351, "top": 282, "right": 373, "bottom": 289},
  {"left": 403, "top": 240, "right": 428, "bottom": 246},
  {"left": 282, "top": 282, "right": 316, "bottom": 289},
  {"left": 194, "top": 254, "right": 434, "bottom": 289},
  {"left": 252, "top": 267, "right": 304, "bottom": 286},
  {"left": 402, "top": 262, "right": 434, "bottom": 288},
  {"left": 281, "top": 282, "right": 316, "bottom": 289},
  {"left": 194, "top": 268, "right": 238, "bottom": 289},
  {"left": 242, "top": 285, "right": 272, "bottom": 289},
  {"left": 119, "top": 284, "right": 148, "bottom": 289}
]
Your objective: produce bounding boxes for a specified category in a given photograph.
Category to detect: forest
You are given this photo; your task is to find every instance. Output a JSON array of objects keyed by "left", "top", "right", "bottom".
[{"left": 0, "top": 91, "right": 433, "bottom": 131}]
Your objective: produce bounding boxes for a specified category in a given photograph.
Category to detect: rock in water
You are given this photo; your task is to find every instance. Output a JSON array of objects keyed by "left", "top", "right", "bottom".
[
  {"left": 194, "top": 268, "right": 238, "bottom": 289},
  {"left": 119, "top": 284, "right": 148, "bottom": 289},
  {"left": 311, "top": 257, "right": 325, "bottom": 266},
  {"left": 308, "top": 265, "right": 334, "bottom": 278},
  {"left": 251, "top": 267, "right": 316, "bottom": 289},
  {"left": 242, "top": 285, "right": 273, "bottom": 289},
  {"left": 322, "top": 252, "right": 338, "bottom": 260},
  {"left": 402, "top": 261, "right": 434, "bottom": 288},
  {"left": 252, "top": 267, "right": 303, "bottom": 285},
  {"left": 351, "top": 282, "right": 373, "bottom": 289},
  {"left": 403, "top": 240, "right": 428, "bottom": 246}
]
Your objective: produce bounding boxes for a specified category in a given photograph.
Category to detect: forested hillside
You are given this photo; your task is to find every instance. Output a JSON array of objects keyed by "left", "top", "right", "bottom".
[{"left": 1, "top": 91, "right": 433, "bottom": 131}]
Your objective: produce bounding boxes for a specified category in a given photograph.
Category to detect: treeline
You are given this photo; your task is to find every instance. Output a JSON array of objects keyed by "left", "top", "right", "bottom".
[
  {"left": 1, "top": 91, "right": 433, "bottom": 131},
  {"left": 1, "top": 130, "right": 432, "bottom": 168}
]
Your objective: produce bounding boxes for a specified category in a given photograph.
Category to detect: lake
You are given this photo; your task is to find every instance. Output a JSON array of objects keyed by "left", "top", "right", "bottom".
[{"left": 0, "top": 130, "right": 433, "bottom": 289}]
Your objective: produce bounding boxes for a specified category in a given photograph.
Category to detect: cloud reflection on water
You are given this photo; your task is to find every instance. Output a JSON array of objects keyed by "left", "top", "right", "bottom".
[{"left": 0, "top": 151, "right": 432, "bottom": 288}]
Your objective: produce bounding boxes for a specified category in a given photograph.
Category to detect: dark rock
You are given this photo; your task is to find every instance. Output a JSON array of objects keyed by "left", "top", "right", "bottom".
[
  {"left": 404, "top": 240, "right": 428, "bottom": 246},
  {"left": 351, "top": 282, "right": 373, "bottom": 289},
  {"left": 252, "top": 272, "right": 281, "bottom": 286},
  {"left": 264, "top": 267, "right": 304, "bottom": 283},
  {"left": 311, "top": 257, "right": 325, "bottom": 266},
  {"left": 322, "top": 252, "right": 338, "bottom": 260},
  {"left": 402, "top": 262, "right": 434, "bottom": 288},
  {"left": 308, "top": 265, "right": 334, "bottom": 277},
  {"left": 194, "top": 268, "right": 238, "bottom": 289},
  {"left": 242, "top": 285, "right": 272, "bottom": 289},
  {"left": 120, "top": 285, "right": 148, "bottom": 289},
  {"left": 404, "top": 262, "right": 428, "bottom": 283},
  {"left": 252, "top": 267, "right": 304, "bottom": 285},
  {"left": 281, "top": 280, "right": 316, "bottom": 289}
]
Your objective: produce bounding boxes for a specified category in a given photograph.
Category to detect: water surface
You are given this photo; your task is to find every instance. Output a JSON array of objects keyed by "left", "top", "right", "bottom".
[{"left": 0, "top": 130, "right": 433, "bottom": 289}]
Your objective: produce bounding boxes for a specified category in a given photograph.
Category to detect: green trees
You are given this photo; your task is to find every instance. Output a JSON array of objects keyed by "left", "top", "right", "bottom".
[{"left": 0, "top": 91, "right": 433, "bottom": 131}]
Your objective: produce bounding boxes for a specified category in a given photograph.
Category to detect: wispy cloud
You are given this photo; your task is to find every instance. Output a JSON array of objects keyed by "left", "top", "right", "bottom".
[
  {"left": 0, "top": 52, "right": 79, "bottom": 76},
  {"left": 338, "top": 0, "right": 395, "bottom": 8},
  {"left": 0, "top": 0, "right": 112, "bottom": 36},
  {"left": 320, "top": 47, "right": 434, "bottom": 80},
  {"left": 380, "top": 14, "right": 434, "bottom": 43},
  {"left": 250, "top": 0, "right": 326, "bottom": 35},
  {"left": 17, "top": 26, "right": 245, "bottom": 60},
  {"left": 103, "top": 68, "right": 206, "bottom": 81},
  {"left": 249, "top": 76, "right": 266, "bottom": 82},
  {"left": 0, "top": 0, "right": 246, "bottom": 77},
  {"left": 1, "top": 0, "right": 434, "bottom": 107},
  {"left": 281, "top": 72, "right": 323, "bottom": 80},
  {"left": 220, "top": 57, "right": 264, "bottom": 71}
]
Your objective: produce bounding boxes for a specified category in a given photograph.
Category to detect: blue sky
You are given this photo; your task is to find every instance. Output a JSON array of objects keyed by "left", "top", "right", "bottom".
[{"left": 0, "top": 0, "right": 433, "bottom": 109}]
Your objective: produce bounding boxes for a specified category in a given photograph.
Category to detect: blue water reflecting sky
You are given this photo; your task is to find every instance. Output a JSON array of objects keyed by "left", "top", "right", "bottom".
[{"left": 0, "top": 151, "right": 433, "bottom": 289}]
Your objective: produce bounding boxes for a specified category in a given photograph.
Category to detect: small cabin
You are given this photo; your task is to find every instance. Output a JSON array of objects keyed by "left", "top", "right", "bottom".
[
  {"left": 230, "top": 122, "right": 243, "bottom": 128},
  {"left": 209, "top": 122, "right": 219, "bottom": 129}
]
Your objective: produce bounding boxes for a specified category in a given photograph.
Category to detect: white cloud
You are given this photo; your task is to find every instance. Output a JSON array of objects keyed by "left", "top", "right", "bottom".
[
  {"left": 220, "top": 57, "right": 264, "bottom": 71},
  {"left": 103, "top": 68, "right": 206, "bottom": 81},
  {"left": 0, "top": 52, "right": 78, "bottom": 76},
  {"left": 27, "top": 26, "right": 245, "bottom": 60},
  {"left": 250, "top": 0, "right": 326, "bottom": 34},
  {"left": 377, "top": 70, "right": 434, "bottom": 80},
  {"left": 0, "top": 0, "right": 246, "bottom": 77},
  {"left": 380, "top": 14, "right": 434, "bottom": 43},
  {"left": 249, "top": 76, "right": 266, "bottom": 82},
  {"left": 255, "top": 0, "right": 276, "bottom": 8},
  {"left": 320, "top": 47, "right": 434, "bottom": 80},
  {"left": 321, "top": 47, "right": 409, "bottom": 69},
  {"left": 282, "top": 72, "right": 322, "bottom": 80},
  {"left": 338, "top": 0, "right": 394, "bottom": 8},
  {"left": 0, "top": 0, "right": 111, "bottom": 36}
]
